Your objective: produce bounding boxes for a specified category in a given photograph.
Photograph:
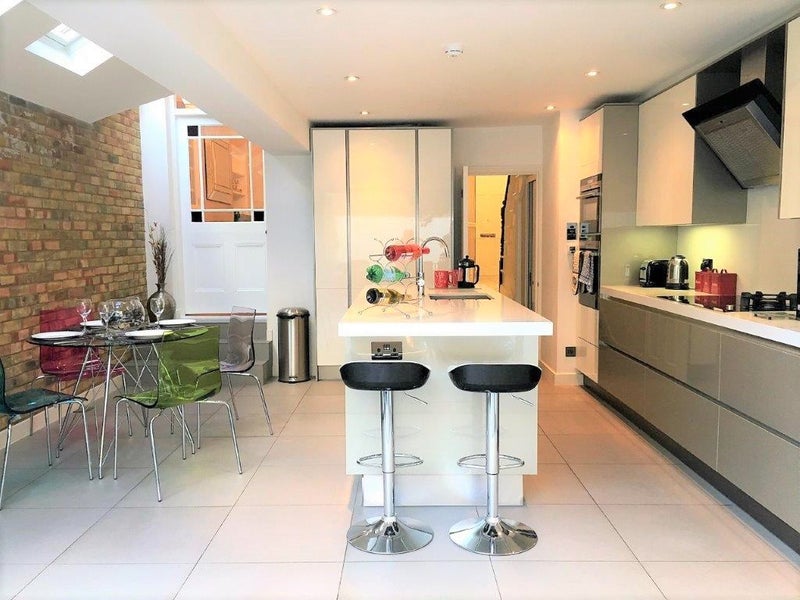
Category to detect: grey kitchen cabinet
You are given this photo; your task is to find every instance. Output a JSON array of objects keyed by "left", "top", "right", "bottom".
[
  {"left": 644, "top": 368, "right": 719, "bottom": 468},
  {"left": 644, "top": 311, "right": 720, "bottom": 399},
  {"left": 598, "top": 345, "right": 647, "bottom": 416},
  {"left": 719, "top": 333, "right": 800, "bottom": 442},
  {"left": 598, "top": 297, "right": 647, "bottom": 361},
  {"left": 718, "top": 407, "right": 800, "bottom": 531}
]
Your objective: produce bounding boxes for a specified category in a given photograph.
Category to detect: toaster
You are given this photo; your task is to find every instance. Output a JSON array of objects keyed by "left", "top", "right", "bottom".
[{"left": 639, "top": 259, "right": 669, "bottom": 287}]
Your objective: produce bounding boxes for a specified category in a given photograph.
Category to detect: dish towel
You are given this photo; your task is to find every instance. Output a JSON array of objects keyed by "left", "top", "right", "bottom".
[
  {"left": 571, "top": 250, "right": 582, "bottom": 294},
  {"left": 578, "top": 250, "right": 594, "bottom": 293}
]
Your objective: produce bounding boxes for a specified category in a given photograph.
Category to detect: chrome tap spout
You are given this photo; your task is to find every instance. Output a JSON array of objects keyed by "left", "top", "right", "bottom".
[{"left": 417, "top": 236, "right": 450, "bottom": 298}]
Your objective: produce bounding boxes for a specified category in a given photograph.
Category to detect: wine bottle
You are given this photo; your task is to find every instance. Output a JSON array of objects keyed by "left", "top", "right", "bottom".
[
  {"left": 365, "top": 287, "right": 406, "bottom": 305},
  {"left": 384, "top": 243, "right": 431, "bottom": 262},
  {"left": 365, "top": 264, "right": 410, "bottom": 283}
]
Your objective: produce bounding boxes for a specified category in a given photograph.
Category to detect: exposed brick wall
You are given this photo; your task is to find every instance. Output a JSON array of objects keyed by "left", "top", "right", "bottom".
[{"left": 0, "top": 92, "right": 146, "bottom": 394}]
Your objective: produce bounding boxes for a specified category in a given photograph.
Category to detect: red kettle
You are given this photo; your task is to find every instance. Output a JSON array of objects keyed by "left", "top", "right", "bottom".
[{"left": 457, "top": 255, "right": 480, "bottom": 289}]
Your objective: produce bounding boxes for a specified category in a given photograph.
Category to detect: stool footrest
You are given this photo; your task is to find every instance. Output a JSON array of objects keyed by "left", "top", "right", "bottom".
[
  {"left": 357, "top": 452, "right": 423, "bottom": 469},
  {"left": 456, "top": 453, "right": 524, "bottom": 470}
]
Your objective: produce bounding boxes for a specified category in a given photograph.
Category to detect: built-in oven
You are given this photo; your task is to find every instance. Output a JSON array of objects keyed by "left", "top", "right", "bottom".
[{"left": 578, "top": 174, "right": 601, "bottom": 309}]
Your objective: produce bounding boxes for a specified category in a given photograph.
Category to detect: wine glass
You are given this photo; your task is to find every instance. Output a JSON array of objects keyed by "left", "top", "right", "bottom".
[
  {"left": 76, "top": 298, "right": 92, "bottom": 333},
  {"left": 98, "top": 300, "right": 114, "bottom": 338},
  {"left": 149, "top": 296, "right": 165, "bottom": 328}
]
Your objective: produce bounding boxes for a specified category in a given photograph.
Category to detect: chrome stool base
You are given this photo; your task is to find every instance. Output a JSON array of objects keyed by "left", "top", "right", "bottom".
[
  {"left": 449, "top": 516, "right": 538, "bottom": 556},
  {"left": 348, "top": 515, "right": 434, "bottom": 555}
]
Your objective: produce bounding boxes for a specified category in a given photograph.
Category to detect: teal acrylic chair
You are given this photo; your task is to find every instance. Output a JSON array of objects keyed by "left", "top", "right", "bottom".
[
  {"left": 112, "top": 326, "right": 242, "bottom": 501},
  {"left": 0, "top": 357, "right": 93, "bottom": 509}
]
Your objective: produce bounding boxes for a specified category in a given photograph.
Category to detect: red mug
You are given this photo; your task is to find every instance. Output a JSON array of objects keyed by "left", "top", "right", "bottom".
[{"left": 434, "top": 270, "right": 451, "bottom": 288}]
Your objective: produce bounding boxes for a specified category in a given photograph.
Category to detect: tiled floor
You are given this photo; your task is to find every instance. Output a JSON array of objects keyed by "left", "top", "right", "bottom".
[{"left": 1, "top": 378, "right": 798, "bottom": 599}]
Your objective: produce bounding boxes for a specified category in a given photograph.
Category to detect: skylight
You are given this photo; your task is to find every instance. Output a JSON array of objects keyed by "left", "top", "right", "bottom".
[{"left": 25, "top": 24, "right": 112, "bottom": 76}]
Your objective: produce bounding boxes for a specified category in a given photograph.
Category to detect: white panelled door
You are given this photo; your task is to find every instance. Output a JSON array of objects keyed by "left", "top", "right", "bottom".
[{"left": 175, "top": 117, "right": 267, "bottom": 314}]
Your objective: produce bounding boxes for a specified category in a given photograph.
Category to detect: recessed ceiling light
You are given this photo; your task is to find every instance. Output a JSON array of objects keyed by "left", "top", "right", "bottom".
[
  {"left": 660, "top": 1, "right": 682, "bottom": 9},
  {"left": 444, "top": 43, "right": 463, "bottom": 58},
  {"left": 316, "top": 6, "right": 336, "bottom": 16},
  {"left": 545, "top": 105, "right": 556, "bottom": 111},
  {"left": 360, "top": 110, "right": 370, "bottom": 116},
  {"left": 345, "top": 74, "right": 360, "bottom": 82},
  {"left": 585, "top": 70, "right": 599, "bottom": 78}
]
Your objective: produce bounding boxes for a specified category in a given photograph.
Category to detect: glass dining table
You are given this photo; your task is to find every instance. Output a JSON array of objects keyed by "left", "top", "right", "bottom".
[{"left": 27, "top": 324, "right": 205, "bottom": 478}]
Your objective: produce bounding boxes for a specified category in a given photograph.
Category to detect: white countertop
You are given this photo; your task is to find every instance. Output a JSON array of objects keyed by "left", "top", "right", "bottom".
[
  {"left": 602, "top": 285, "right": 800, "bottom": 349},
  {"left": 339, "top": 286, "right": 553, "bottom": 337}
]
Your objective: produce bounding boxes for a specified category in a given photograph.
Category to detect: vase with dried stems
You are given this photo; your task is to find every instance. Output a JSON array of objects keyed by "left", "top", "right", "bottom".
[{"left": 146, "top": 222, "right": 176, "bottom": 322}]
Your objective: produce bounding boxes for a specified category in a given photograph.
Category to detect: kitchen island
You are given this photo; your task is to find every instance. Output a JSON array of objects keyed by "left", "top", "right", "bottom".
[{"left": 338, "top": 287, "right": 553, "bottom": 506}]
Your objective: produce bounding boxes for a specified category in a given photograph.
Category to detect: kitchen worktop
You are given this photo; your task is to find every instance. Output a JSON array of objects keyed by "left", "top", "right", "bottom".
[
  {"left": 602, "top": 285, "right": 800, "bottom": 348},
  {"left": 338, "top": 286, "right": 553, "bottom": 337}
]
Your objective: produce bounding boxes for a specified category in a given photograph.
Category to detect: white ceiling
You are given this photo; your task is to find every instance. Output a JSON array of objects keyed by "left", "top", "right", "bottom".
[{"left": 9, "top": 0, "right": 800, "bottom": 153}]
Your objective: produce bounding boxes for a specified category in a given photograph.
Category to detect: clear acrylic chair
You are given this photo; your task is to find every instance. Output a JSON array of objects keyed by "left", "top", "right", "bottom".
[
  {"left": 211, "top": 306, "right": 272, "bottom": 440},
  {"left": 0, "top": 357, "right": 93, "bottom": 509}
]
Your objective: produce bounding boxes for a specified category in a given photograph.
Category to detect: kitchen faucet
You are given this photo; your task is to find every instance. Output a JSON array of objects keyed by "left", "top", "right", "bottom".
[{"left": 417, "top": 236, "right": 449, "bottom": 298}]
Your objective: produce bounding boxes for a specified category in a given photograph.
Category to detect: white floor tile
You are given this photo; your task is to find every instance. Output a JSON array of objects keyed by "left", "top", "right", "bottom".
[
  {"left": 56, "top": 507, "right": 230, "bottom": 564},
  {"left": 523, "top": 464, "right": 594, "bottom": 504},
  {"left": 571, "top": 463, "right": 724, "bottom": 505},
  {"left": 262, "top": 435, "right": 345, "bottom": 465},
  {"left": 549, "top": 432, "right": 671, "bottom": 464},
  {"left": 176, "top": 562, "right": 343, "bottom": 600},
  {"left": 201, "top": 505, "right": 352, "bottom": 563},
  {"left": 539, "top": 410, "right": 630, "bottom": 435},
  {"left": 263, "top": 380, "right": 312, "bottom": 398},
  {"left": 492, "top": 561, "right": 666, "bottom": 599},
  {"left": 339, "top": 561, "right": 501, "bottom": 599},
  {"left": 601, "top": 504, "right": 790, "bottom": 562},
  {"left": 294, "top": 394, "right": 345, "bottom": 414},
  {"left": 642, "top": 561, "right": 800, "bottom": 600},
  {"left": 346, "top": 505, "right": 485, "bottom": 562},
  {"left": 16, "top": 563, "right": 194, "bottom": 600},
  {"left": 0, "top": 467, "right": 49, "bottom": 502},
  {"left": 491, "top": 504, "right": 636, "bottom": 562},
  {"left": 238, "top": 463, "right": 354, "bottom": 506},
  {"left": 0, "top": 563, "right": 45, "bottom": 600},
  {"left": 537, "top": 434, "right": 565, "bottom": 464},
  {"left": 538, "top": 392, "right": 602, "bottom": 412},
  {"left": 2, "top": 467, "right": 149, "bottom": 509},
  {"left": 309, "top": 380, "right": 345, "bottom": 395},
  {"left": 200, "top": 406, "right": 285, "bottom": 438},
  {"left": 0, "top": 508, "right": 107, "bottom": 564},
  {"left": 281, "top": 413, "right": 345, "bottom": 436}
]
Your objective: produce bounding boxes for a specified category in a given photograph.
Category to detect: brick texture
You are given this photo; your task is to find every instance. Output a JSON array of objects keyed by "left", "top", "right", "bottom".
[{"left": 0, "top": 92, "right": 146, "bottom": 396}]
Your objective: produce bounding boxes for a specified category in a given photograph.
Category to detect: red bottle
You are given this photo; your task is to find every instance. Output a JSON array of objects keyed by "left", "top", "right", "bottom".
[{"left": 384, "top": 244, "right": 430, "bottom": 262}]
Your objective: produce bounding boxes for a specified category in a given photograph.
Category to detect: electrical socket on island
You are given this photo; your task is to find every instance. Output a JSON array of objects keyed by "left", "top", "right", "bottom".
[{"left": 371, "top": 341, "right": 403, "bottom": 360}]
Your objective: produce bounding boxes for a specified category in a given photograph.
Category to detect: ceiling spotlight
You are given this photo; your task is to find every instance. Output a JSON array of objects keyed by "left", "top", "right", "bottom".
[
  {"left": 360, "top": 110, "right": 370, "bottom": 116},
  {"left": 316, "top": 6, "right": 336, "bottom": 16},
  {"left": 660, "top": 1, "right": 682, "bottom": 9},
  {"left": 585, "top": 70, "right": 599, "bottom": 78},
  {"left": 444, "top": 43, "right": 463, "bottom": 58},
  {"left": 546, "top": 105, "right": 556, "bottom": 111},
  {"left": 345, "top": 74, "right": 360, "bottom": 82}
]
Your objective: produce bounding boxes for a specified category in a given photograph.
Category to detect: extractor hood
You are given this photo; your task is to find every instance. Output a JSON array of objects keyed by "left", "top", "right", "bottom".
[{"left": 682, "top": 79, "right": 781, "bottom": 188}]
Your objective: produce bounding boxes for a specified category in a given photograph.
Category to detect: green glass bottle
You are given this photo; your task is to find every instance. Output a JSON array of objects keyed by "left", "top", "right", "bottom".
[
  {"left": 365, "top": 264, "right": 410, "bottom": 284},
  {"left": 365, "top": 287, "right": 406, "bottom": 305}
]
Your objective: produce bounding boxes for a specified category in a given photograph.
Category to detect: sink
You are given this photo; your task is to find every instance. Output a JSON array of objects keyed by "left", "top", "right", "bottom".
[{"left": 429, "top": 293, "right": 493, "bottom": 300}]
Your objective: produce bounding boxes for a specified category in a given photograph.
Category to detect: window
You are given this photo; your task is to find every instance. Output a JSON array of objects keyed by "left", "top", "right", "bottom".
[
  {"left": 25, "top": 24, "right": 112, "bottom": 76},
  {"left": 187, "top": 125, "right": 265, "bottom": 223}
]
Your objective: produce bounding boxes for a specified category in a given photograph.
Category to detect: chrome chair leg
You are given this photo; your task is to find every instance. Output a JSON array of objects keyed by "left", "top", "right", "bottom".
[
  {"left": 43, "top": 406, "right": 52, "bottom": 466},
  {"left": 225, "top": 375, "right": 240, "bottom": 420},
  {"left": 63, "top": 398, "right": 93, "bottom": 481},
  {"left": 148, "top": 410, "right": 164, "bottom": 502},
  {"left": 199, "top": 399, "right": 242, "bottom": 474},
  {"left": 0, "top": 423, "right": 12, "bottom": 510}
]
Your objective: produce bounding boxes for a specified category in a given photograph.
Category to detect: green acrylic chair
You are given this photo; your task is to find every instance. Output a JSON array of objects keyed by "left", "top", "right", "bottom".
[
  {"left": 112, "top": 326, "right": 242, "bottom": 501},
  {"left": 0, "top": 357, "right": 93, "bottom": 509}
]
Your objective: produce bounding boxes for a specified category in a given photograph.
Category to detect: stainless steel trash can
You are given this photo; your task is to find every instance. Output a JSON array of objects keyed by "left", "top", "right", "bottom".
[{"left": 277, "top": 307, "right": 310, "bottom": 383}]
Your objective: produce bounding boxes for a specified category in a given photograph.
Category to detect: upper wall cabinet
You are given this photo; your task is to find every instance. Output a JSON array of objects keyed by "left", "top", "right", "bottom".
[
  {"left": 780, "top": 17, "right": 800, "bottom": 219},
  {"left": 578, "top": 109, "right": 603, "bottom": 180},
  {"left": 637, "top": 76, "right": 747, "bottom": 226}
]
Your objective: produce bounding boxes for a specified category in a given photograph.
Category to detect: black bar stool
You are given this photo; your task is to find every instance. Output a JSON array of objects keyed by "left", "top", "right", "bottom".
[
  {"left": 340, "top": 361, "right": 434, "bottom": 554},
  {"left": 448, "top": 363, "right": 542, "bottom": 556}
]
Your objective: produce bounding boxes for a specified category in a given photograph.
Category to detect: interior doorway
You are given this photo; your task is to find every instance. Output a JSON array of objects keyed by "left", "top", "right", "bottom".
[{"left": 463, "top": 168, "right": 539, "bottom": 310}]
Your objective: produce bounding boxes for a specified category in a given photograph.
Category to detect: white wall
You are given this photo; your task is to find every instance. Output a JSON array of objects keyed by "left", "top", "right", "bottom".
[
  {"left": 540, "top": 112, "right": 582, "bottom": 384},
  {"left": 265, "top": 153, "right": 316, "bottom": 373},
  {"left": 678, "top": 186, "right": 800, "bottom": 295}
]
